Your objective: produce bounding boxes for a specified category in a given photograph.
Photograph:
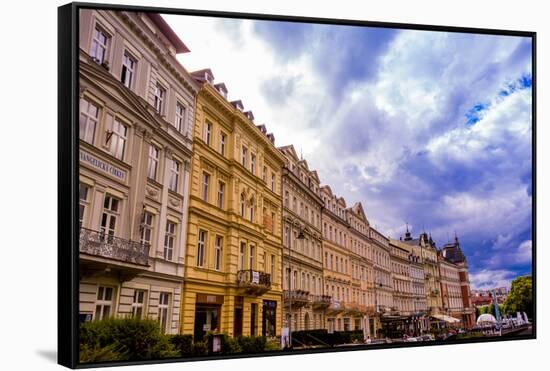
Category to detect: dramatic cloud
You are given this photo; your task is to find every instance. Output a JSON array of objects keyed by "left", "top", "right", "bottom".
[{"left": 164, "top": 14, "right": 533, "bottom": 288}]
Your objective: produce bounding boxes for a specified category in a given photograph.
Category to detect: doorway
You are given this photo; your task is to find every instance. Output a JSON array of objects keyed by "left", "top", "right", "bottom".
[{"left": 193, "top": 305, "right": 220, "bottom": 341}]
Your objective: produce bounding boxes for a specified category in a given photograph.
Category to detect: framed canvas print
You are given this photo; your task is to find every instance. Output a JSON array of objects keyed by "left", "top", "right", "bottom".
[{"left": 58, "top": 2, "right": 536, "bottom": 368}]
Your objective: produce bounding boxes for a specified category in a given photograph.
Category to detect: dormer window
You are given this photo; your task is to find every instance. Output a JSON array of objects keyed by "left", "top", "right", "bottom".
[
  {"left": 231, "top": 100, "right": 244, "bottom": 111},
  {"left": 204, "top": 71, "right": 214, "bottom": 84},
  {"left": 215, "top": 83, "right": 228, "bottom": 99},
  {"left": 245, "top": 111, "right": 254, "bottom": 121}
]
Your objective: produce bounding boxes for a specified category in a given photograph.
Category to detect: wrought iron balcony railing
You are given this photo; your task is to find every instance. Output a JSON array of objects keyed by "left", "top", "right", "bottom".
[
  {"left": 310, "top": 294, "right": 332, "bottom": 308},
  {"left": 237, "top": 269, "right": 271, "bottom": 294},
  {"left": 284, "top": 290, "right": 310, "bottom": 307},
  {"left": 79, "top": 228, "right": 150, "bottom": 266}
]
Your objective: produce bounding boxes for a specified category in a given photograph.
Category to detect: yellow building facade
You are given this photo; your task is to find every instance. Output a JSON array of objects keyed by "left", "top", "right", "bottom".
[{"left": 180, "top": 70, "right": 286, "bottom": 341}]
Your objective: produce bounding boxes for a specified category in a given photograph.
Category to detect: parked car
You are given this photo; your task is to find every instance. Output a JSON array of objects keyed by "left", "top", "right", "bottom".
[
  {"left": 405, "top": 336, "right": 419, "bottom": 342},
  {"left": 421, "top": 334, "right": 435, "bottom": 341}
]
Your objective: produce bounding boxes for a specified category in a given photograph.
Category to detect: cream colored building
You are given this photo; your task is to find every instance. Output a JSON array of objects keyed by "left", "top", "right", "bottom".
[
  {"left": 404, "top": 232, "right": 442, "bottom": 316},
  {"left": 389, "top": 240, "right": 414, "bottom": 315},
  {"left": 321, "top": 187, "right": 355, "bottom": 331},
  {"left": 180, "top": 68, "right": 286, "bottom": 340},
  {"left": 279, "top": 145, "right": 326, "bottom": 332},
  {"left": 438, "top": 257, "right": 465, "bottom": 319},
  {"left": 346, "top": 203, "right": 375, "bottom": 332},
  {"left": 370, "top": 228, "right": 393, "bottom": 335},
  {"left": 78, "top": 10, "right": 197, "bottom": 334}
]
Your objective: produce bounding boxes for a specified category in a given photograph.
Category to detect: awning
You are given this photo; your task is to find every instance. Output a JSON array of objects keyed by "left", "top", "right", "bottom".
[{"left": 431, "top": 314, "right": 461, "bottom": 323}]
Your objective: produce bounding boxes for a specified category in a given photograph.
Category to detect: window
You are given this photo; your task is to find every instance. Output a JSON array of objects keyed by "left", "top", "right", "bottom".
[
  {"left": 79, "top": 99, "right": 99, "bottom": 144},
  {"left": 121, "top": 51, "right": 136, "bottom": 89},
  {"left": 270, "top": 254, "right": 275, "bottom": 277},
  {"left": 250, "top": 153, "right": 256, "bottom": 174},
  {"left": 271, "top": 173, "right": 276, "bottom": 192},
  {"left": 90, "top": 26, "right": 109, "bottom": 64},
  {"left": 239, "top": 242, "right": 245, "bottom": 270},
  {"left": 202, "top": 172, "right": 209, "bottom": 202},
  {"left": 271, "top": 212, "right": 276, "bottom": 232},
  {"left": 154, "top": 84, "right": 165, "bottom": 114},
  {"left": 158, "top": 292, "right": 170, "bottom": 334},
  {"left": 262, "top": 166, "right": 267, "bottom": 182},
  {"left": 175, "top": 102, "right": 186, "bottom": 133},
  {"left": 140, "top": 211, "right": 153, "bottom": 245},
  {"left": 132, "top": 290, "right": 146, "bottom": 318},
  {"left": 249, "top": 198, "right": 254, "bottom": 223},
  {"left": 79, "top": 183, "right": 90, "bottom": 229},
  {"left": 101, "top": 195, "right": 119, "bottom": 239},
  {"left": 284, "top": 191, "right": 289, "bottom": 208},
  {"left": 214, "top": 236, "right": 223, "bottom": 271},
  {"left": 147, "top": 145, "right": 159, "bottom": 180},
  {"left": 197, "top": 230, "right": 206, "bottom": 267},
  {"left": 169, "top": 159, "right": 180, "bottom": 192},
  {"left": 204, "top": 121, "right": 211, "bottom": 145},
  {"left": 249, "top": 245, "right": 255, "bottom": 269},
  {"left": 95, "top": 286, "right": 113, "bottom": 320},
  {"left": 219, "top": 132, "right": 226, "bottom": 155},
  {"left": 240, "top": 193, "right": 245, "bottom": 217},
  {"left": 284, "top": 226, "right": 290, "bottom": 247},
  {"left": 107, "top": 119, "right": 127, "bottom": 160},
  {"left": 217, "top": 181, "right": 225, "bottom": 209},
  {"left": 241, "top": 146, "right": 247, "bottom": 167},
  {"left": 164, "top": 221, "right": 176, "bottom": 260}
]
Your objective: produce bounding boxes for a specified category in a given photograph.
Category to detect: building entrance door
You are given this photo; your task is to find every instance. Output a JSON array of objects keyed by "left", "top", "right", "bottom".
[
  {"left": 234, "top": 296, "right": 244, "bottom": 337},
  {"left": 194, "top": 305, "right": 220, "bottom": 341},
  {"left": 262, "top": 300, "right": 277, "bottom": 336}
]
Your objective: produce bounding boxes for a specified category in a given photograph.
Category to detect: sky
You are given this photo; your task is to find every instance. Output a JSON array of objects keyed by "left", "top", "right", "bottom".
[{"left": 164, "top": 14, "right": 533, "bottom": 290}]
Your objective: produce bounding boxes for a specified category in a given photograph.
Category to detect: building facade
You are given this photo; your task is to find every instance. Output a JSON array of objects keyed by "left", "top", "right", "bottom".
[
  {"left": 438, "top": 257, "right": 465, "bottom": 322},
  {"left": 370, "top": 228, "right": 393, "bottom": 336},
  {"left": 180, "top": 68, "right": 286, "bottom": 340},
  {"left": 279, "top": 146, "right": 327, "bottom": 333},
  {"left": 441, "top": 237, "right": 476, "bottom": 328},
  {"left": 346, "top": 203, "right": 375, "bottom": 333},
  {"left": 404, "top": 231, "right": 443, "bottom": 319},
  {"left": 78, "top": 10, "right": 197, "bottom": 334},
  {"left": 321, "top": 187, "right": 354, "bottom": 332}
]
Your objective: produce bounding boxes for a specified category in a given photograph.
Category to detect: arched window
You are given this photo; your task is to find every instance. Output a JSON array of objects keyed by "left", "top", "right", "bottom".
[
  {"left": 249, "top": 197, "right": 254, "bottom": 222},
  {"left": 240, "top": 193, "right": 245, "bottom": 217}
]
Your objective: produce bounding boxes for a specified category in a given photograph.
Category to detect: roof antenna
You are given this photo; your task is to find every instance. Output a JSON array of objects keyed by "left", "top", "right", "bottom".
[{"left": 300, "top": 147, "right": 303, "bottom": 160}]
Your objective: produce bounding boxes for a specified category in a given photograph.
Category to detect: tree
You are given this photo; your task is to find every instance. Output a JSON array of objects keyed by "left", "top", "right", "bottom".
[{"left": 502, "top": 275, "right": 533, "bottom": 318}]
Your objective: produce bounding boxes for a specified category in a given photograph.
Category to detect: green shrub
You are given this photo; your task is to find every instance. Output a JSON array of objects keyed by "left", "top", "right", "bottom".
[
  {"left": 79, "top": 317, "right": 179, "bottom": 363},
  {"left": 237, "top": 335, "right": 268, "bottom": 354},
  {"left": 192, "top": 341, "right": 208, "bottom": 356},
  {"left": 222, "top": 334, "right": 242, "bottom": 354},
  {"left": 170, "top": 334, "right": 194, "bottom": 356},
  {"left": 79, "top": 343, "right": 127, "bottom": 363}
]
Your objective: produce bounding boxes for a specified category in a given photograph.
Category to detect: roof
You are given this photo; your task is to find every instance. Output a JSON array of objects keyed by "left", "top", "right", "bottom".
[
  {"left": 190, "top": 68, "right": 215, "bottom": 83},
  {"left": 146, "top": 14, "right": 190, "bottom": 54}
]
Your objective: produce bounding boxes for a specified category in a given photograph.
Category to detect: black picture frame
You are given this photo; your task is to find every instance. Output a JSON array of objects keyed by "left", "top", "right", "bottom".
[{"left": 58, "top": 2, "right": 536, "bottom": 368}]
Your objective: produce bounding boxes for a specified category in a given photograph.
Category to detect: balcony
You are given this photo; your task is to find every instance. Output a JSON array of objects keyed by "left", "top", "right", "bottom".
[
  {"left": 283, "top": 290, "right": 310, "bottom": 308},
  {"left": 79, "top": 228, "right": 150, "bottom": 266},
  {"left": 310, "top": 294, "right": 332, "bottom": 309},
  {"left": 237, "top": 269, "right": 271, "bottom": 295},
  {"left": 342, "top": 302, "right": 368, "bottom": 315},
  {"left": 325, "top": 299, "right": 344, "bottom": 315}
]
